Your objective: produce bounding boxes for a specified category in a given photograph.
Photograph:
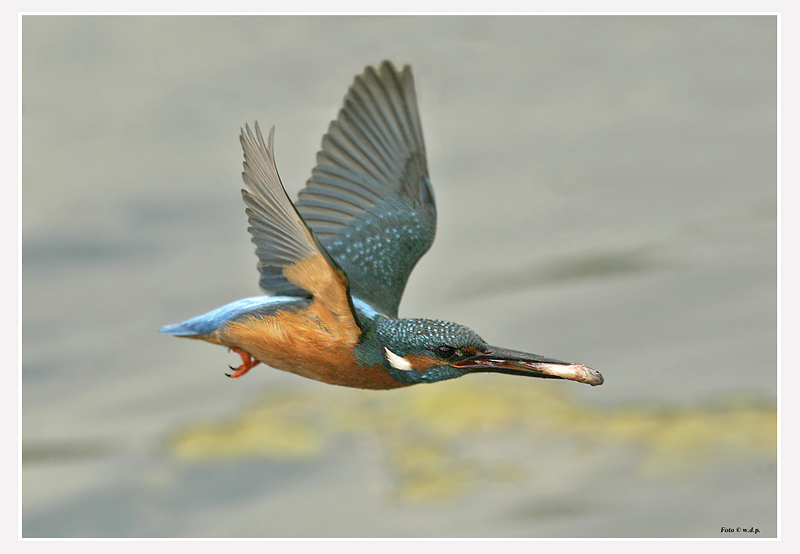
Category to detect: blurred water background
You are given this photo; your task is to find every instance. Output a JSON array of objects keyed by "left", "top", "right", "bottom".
[{"left": 21, "top": 15, "right": 777, "bottom": 538}]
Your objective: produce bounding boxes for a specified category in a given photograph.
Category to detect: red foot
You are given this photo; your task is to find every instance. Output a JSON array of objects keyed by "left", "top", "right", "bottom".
[{"left": 226, "top": 347, "right": 261, "bottom": 378}]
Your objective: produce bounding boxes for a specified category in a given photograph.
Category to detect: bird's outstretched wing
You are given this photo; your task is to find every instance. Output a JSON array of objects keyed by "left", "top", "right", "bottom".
[
  {"left": 240, "top": 122, "right": 360, "bottom": 330},
  {"left": 294, "top": 61, "right": 437, "bottom": 318}
]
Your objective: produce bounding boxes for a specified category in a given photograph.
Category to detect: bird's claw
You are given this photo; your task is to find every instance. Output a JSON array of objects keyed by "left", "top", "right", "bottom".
[{"left": 225, "top": 347, "right": 261, "bottom": 378}]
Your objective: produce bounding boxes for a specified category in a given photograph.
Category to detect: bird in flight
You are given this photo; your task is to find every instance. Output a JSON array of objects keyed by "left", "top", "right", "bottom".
[{"left": 160, "top": 61, "right": 603, "bottom": 390}]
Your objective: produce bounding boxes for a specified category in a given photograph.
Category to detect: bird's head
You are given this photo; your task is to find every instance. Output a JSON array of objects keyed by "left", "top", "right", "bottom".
[{"left": 357, "top": 317, "right": 603, "bottom": 386}]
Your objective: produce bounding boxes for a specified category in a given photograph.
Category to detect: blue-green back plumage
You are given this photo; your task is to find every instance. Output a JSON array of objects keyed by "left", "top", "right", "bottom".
[{"left": 159, "top": 296, "right": 301, "bottom": 336}]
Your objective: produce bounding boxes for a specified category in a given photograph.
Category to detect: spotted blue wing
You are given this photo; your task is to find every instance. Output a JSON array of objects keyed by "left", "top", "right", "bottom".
[{"left": 294, "top": 61, "right": 437, "bottom": 318}]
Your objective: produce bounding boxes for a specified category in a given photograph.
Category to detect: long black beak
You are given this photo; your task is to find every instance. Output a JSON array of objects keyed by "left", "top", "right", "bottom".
[{"left": 453, "top": 346, "right": 603, "bottom": 386}]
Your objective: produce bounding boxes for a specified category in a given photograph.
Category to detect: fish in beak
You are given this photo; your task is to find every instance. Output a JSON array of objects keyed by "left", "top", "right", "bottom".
[{"left": 453, "top": 346, "right": 604, "bottom": 386}]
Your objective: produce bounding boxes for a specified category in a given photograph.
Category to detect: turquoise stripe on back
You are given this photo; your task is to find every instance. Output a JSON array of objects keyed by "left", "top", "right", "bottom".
[{"left": 159, "top": 296, "right": 297, "bottom": 336}]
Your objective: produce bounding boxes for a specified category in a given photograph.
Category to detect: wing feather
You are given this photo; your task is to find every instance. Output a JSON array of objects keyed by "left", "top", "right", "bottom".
[
  {"left": 294, "top": 61, "right": 436, "bottom": 317},
  {"left": 239, "top": 123, "right": 359, "bottom": 330}
]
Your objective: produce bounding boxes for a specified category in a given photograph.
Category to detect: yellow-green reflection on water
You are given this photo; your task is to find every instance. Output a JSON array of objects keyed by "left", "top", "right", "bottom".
[{"left": 169, "top": 380, "right": 776, "bottom": 502}]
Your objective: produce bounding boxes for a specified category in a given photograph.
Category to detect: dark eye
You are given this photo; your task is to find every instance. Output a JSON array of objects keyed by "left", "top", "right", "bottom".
[{"left": 435, "top": 345, "right": 457, "bottom": 359}]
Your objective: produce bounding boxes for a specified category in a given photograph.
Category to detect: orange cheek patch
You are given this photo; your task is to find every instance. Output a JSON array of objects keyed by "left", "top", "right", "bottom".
[
  {"left": 459, "top": 346, "right": 481, "bottom": 357},
  {"left": 403, "top": 354, "right": 442, "bottom": 371}
]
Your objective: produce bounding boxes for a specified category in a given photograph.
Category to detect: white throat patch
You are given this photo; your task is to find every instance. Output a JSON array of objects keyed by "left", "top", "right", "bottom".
[{"left": 384, "top": 347, "right": 413, "bottom": 371}]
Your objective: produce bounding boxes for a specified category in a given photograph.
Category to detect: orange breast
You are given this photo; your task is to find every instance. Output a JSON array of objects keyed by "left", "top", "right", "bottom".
[{"left": 211, "top": 305, "right": 408, "bottom": 390}]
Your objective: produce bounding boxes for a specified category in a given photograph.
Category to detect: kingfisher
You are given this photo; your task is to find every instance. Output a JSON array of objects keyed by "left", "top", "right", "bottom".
[{"left": 159, "top": 61, "right": 603, "bottom": 390}]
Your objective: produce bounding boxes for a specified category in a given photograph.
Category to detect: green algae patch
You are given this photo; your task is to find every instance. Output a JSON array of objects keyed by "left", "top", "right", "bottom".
[
  {"left": 167, "top": 379, "right": 776, "bottom": 500},
  {"left": 386, "top": 439, "right": 475, "bottom": 503},
  {"left": 171, "top": 393, "right": 324, "bottom": 459}
]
